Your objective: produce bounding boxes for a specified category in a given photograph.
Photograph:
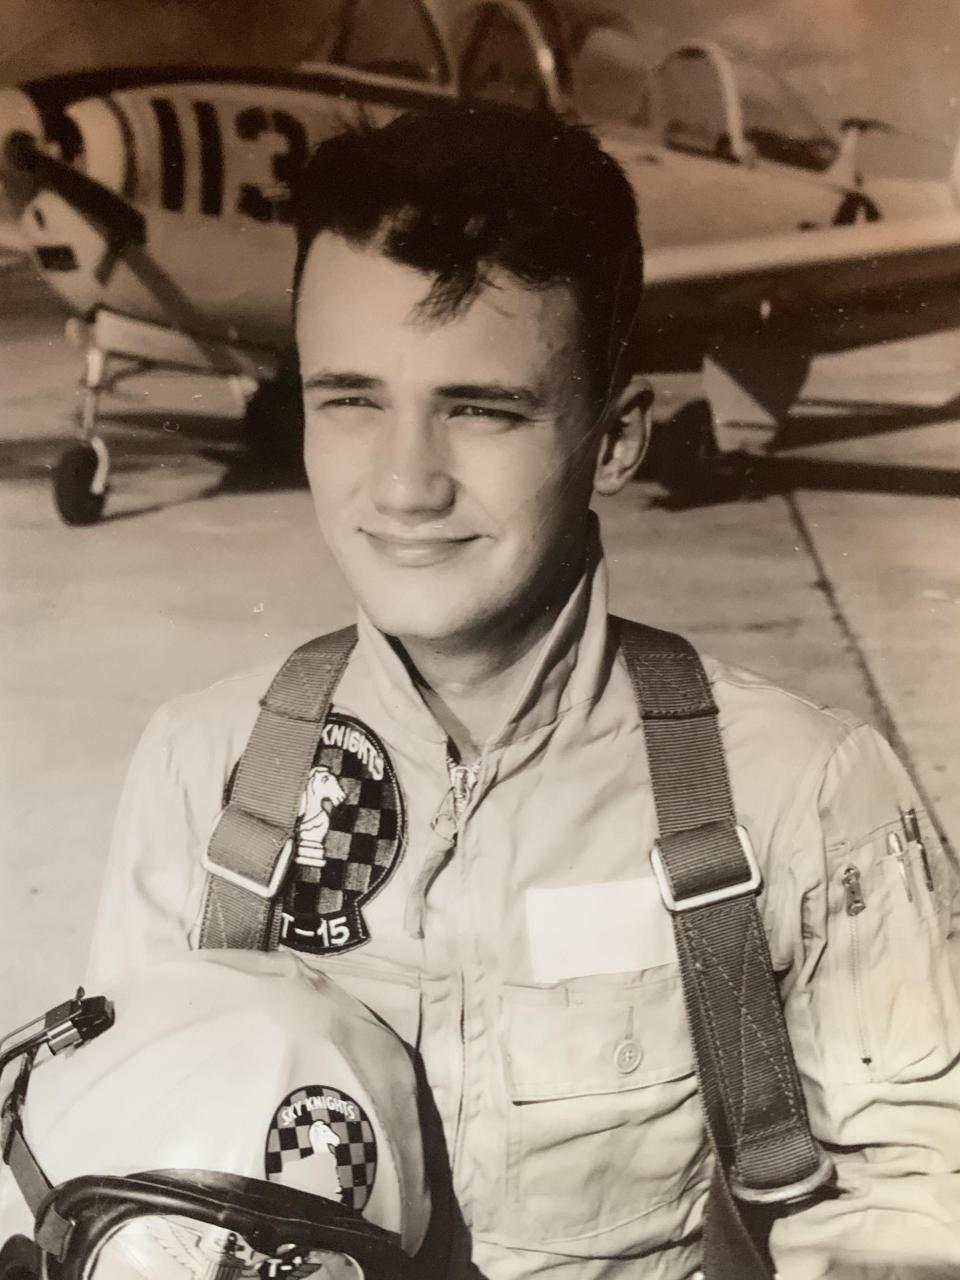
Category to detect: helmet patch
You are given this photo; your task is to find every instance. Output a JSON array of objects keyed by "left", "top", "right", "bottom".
[
  {"left": 278, "top": 714, "right": 405, "bottom": 955},
  {"left": 265, "top": 1085, "right": 377, "bottom": 1212}
]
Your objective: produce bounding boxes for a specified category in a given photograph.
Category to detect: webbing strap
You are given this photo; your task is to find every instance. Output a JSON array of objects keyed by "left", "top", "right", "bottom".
[
  {"left": 2, "top": 1057, "right": 48, "bottom": 1217},
  {"left": 199, "top": 626, "right": 357, "bottom": 950},
  {"left": 617, "top": 618, "right": 832, "bottom": 1278},
  {"left": 3, "top": 1126, "right": 73, "bottom": 1258},
  {"left": 1, "top": 1057, "right": 74, "bottom": 1257},
  {"left": 3, "top": 1125, "right": 49, "bottom": 1216}
]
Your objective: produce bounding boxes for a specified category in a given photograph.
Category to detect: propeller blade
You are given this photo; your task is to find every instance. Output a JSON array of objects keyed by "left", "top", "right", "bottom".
[{"left": 4, "top": 130, "right": 145, "bottom": 253}]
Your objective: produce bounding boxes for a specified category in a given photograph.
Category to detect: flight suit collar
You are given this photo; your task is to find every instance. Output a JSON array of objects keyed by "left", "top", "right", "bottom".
[{"left": 355, "top": 515, "right": 611, "bottom": 751}]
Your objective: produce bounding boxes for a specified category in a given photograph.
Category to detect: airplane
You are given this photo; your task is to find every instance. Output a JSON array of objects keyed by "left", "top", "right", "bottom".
[
  {"left": 0, "top": 0, "right": 459, "bottom": 524},
  {"left": 1, "top": 0, "right": 960, "bottom": 524},
  {"left": 447, "top": 0, "right": 960, "bottom": 489}
]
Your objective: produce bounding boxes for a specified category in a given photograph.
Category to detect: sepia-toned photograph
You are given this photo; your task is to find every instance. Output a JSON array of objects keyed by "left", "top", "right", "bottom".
[{"left": 1, "top": 1, "right": 958, "bottom": 1276}]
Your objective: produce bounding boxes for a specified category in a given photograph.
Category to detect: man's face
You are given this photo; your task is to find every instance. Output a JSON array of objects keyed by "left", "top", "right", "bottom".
[{"left": 296, "top": 232, "right": 602, "bottom": 651}]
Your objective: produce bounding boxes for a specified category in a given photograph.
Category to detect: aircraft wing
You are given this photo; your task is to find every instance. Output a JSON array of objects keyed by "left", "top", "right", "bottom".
[{"left": 641, "top": 214, "right": 960, "bottom": 355}]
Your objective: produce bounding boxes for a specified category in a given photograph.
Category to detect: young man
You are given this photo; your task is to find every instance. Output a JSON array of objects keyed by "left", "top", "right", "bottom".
[{"left": 86, "top": 106, "right": 960, "bottom": 1279}]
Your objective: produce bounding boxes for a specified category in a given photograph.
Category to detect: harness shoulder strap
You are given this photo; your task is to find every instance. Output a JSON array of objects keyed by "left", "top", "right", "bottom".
[
  {"left": 615, "top": 617, "right": 833, "bottom": 1279},
  {"left": 199, "top": 625, "right": 357, "bottom": 951}
]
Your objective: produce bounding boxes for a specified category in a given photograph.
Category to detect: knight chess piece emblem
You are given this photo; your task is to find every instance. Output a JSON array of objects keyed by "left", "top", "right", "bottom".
[
  {"left": 265, "top": 1085, "right": 378, "bottom": 1212},
  {"left": 279, "top": 714, "right": 405, "bottom": 956}
]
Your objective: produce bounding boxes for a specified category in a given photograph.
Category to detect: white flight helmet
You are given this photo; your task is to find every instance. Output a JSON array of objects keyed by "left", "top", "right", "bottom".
[{"left": 0, "top": 950, "right": 430, "bottom": 1280}]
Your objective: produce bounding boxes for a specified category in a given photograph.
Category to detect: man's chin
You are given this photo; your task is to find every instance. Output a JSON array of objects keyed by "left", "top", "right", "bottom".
[{"left": 362, "top": 606, "right": 473, "bottom": 648}]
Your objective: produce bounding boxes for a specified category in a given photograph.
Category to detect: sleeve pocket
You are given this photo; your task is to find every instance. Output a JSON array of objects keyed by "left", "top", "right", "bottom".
[{"left": 812, "top": 822, "right": 960, "bottom": 1085}]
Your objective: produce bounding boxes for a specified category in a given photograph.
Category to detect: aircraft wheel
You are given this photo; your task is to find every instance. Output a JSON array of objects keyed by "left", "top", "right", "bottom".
[
  {"left": 53, "top": 443, "right": 107, "bottom": 526},
  {"left": 243, "top": 377, "right": 304, "bottom": 468},
  {"left": 833, "top": 191, "right": 880, "bottom": 225},
  {"left": 650, "top": 399, "right": 719, "bottom": 498}
]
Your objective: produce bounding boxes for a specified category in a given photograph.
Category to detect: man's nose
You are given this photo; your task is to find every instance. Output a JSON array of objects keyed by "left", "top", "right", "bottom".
[{"left": 371, "top": 415, "right": 455, "bottom": 519}]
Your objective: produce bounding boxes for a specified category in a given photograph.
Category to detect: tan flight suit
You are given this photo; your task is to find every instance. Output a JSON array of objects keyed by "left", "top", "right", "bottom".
[{"left": 87, "top": 535, "right": 960, "bottom": 1280}]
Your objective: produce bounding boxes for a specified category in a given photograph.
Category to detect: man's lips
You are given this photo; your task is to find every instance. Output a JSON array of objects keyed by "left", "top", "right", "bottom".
[{"left": 361, "top": 531, "right": 478, "bottom": 567}]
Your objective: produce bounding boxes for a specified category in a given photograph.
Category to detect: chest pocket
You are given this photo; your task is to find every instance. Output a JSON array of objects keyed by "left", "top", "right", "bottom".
[{"left": 497, "top": 966, "right": 708, "bottom": 1255}]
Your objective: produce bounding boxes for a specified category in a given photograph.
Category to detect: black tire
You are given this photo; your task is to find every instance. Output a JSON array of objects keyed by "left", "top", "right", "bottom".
[
  {"left": 0, "top": 1235, "right": 40, "bottom": 1280},
  {"left": 52, "top": 444, "right": 107, "bottom": 526},
  {"left": 243, "top": 377, "right": 304, "bottom": 468},
  {"left": 648, "top": 399, "right": 718, "bottom": 498},
  {"left": 832, "top": 191, "right": 880, "bottom": 225}
]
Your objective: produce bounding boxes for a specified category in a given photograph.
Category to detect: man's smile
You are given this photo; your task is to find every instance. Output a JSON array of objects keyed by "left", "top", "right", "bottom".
[{"left": 361, "top": 530, "right": 480, "bottom": 567}]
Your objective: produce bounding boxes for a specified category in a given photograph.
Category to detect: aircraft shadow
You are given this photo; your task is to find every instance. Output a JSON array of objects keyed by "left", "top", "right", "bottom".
[
  {"left": 648, "top": 395, "right": 960, "bottom": 508},
  {"left": 100, "top": 409, "right": 308, "bottom": 500},
  {"left": 649, "top": 452, "right": 960, "bottom": 510},
  {"left": 745, "top": 454, "right": 960, "bottom": 498},
  {"left": 776, "top": 394, "right": 960, "bottom": 449},
  {"left": 0, "top": 408, "right": 307, "bottom": 522}
]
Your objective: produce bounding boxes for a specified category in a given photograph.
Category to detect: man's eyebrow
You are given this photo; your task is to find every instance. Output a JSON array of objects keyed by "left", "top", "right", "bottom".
[
  {"left": 436, "top": 383, "right": 542, "bottom": 408},
  {"left": 302, "top": 371, "right": 382, "bottom": 392}
]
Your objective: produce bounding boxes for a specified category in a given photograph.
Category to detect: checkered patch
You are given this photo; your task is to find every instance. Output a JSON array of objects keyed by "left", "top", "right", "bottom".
[
  {"left": 278, "top": 714, "right": 405, "bottom": 956},
  {"left": 265, "top": 1085, "right": 377, "bottom": 1213}
]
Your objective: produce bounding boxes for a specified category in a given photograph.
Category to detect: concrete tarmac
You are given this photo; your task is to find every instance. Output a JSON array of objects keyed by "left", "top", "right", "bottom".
[{"left": 2, "top": 257, "right": 959, "bottom": 1027}]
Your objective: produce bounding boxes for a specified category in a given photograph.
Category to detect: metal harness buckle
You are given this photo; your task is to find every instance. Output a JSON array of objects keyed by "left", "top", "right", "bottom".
[
  {"left": 730, "top": 1147, "right": 837, "bottom": 1205},
  {"left": 201, "top": 819, "right": 295, "bottom": 901},
  {"left": 650, "top": 824, "right": 761, "bottom": 913}
]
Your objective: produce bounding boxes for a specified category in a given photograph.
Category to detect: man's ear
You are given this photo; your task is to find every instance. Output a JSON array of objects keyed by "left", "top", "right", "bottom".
[{"left": 593, "top": 376, "right": 654, "bottom": 496}]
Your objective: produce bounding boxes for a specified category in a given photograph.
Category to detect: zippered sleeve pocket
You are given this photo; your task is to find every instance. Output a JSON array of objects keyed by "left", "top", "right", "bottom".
[{"left": 808, "top": 820, "right": 960, "bottom": 1085}]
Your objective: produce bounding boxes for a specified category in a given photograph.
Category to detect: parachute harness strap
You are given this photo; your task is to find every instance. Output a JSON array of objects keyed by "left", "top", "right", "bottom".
[
  {"left": 199, "top": 626, "right": 357, "bottom": 950},
  {"left": 617, "top": 617, "right": 834, "bottom": 1280}
]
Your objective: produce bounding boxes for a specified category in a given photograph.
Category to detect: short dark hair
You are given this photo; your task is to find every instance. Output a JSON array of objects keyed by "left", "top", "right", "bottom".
[{"left": 292, "top": 103, "right": 643, "bottom": 407}]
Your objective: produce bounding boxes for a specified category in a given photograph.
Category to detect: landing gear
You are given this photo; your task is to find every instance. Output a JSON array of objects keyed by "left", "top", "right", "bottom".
[
  {"left": 52, "top": 346, "right": 111, "bottom": 526},
  {"left": 646, "top": 399, "right": 720, "bottom": 500},
  {"left": 49, "top": 325, "right": 300, "bottom": 523},
  {"left": 53, "top": 439, "right": 109, "bottom": 525}
]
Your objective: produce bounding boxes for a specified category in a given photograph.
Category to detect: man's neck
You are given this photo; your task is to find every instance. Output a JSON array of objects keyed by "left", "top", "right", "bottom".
[
  {"left": 403, "top": 629, "right": 546, "bottom": 764},
  {"left": 395, "top": 584, "right": 576, "bottom": 764}
]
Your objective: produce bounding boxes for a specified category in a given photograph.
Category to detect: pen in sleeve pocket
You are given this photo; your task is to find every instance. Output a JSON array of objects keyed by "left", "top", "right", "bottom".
[
  {"left": 887, "top": 831, "right": 913, "bottom": 902},
  {"left": 901, "top": 807, "right": 935, "bottom": 892}
]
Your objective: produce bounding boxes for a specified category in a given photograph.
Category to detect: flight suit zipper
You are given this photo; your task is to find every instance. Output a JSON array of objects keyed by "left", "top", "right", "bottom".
[
  {"left": 444, "top": 756, "right": 481, "bottom": 1227},
  {"left": 403, "top": 756, "right": 480, "bottom": 939},
  {"left": 403, "top": 752, "right": 482, "bottom": 1225},
  {"left": 841, "top": 864, "right": 873, "bottom": 1074},
  {"left": 449, "top": 759, "right": 479, "bottom": 822}
]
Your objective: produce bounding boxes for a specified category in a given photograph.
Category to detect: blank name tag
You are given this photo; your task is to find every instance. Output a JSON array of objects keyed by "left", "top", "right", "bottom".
[{"left": 525, "top": 877, "right": 677, "bottom": 984}]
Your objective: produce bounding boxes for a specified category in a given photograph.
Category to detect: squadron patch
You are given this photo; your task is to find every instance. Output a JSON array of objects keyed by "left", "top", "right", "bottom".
[
  {"left": 278, "top": 714, "right": 405, "bottom": 955},
  {"left": 265, "top": 1085, "right": 377, "bottom": 1212}
]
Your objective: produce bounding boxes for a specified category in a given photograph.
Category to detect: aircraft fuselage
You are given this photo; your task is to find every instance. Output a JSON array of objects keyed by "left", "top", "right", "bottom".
[
  {"left": 3, "top": 65, "right": 888, "bottom": 364},
  {"left": 4, "top": 68, "right": 450, "bottom": 352}
]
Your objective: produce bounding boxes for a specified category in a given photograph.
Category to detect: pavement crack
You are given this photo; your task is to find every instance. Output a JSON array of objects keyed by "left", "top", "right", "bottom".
[{"left": 785, "top": 491, "right": 955, "bottom": 861}]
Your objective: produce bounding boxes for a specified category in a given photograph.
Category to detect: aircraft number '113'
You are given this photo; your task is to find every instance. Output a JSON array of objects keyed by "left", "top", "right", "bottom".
[{"left": 149, "top": 96, "right": 311, "bottom": 224}]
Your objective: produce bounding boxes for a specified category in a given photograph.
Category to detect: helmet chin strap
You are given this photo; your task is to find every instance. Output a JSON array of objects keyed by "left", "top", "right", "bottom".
[
  {"left": 1, "top": 991, "right": 115, "bottom": 1256},
  {"left": 2, "top": 1054, "right": 73, "bottom": 1257}
]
